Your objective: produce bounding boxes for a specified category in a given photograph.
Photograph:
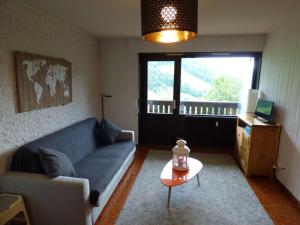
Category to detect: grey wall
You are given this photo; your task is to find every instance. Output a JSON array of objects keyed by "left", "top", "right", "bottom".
[
  {"left": 99, "top": 35, "right": 266, "bottom": 142},
  {"left": 0, "top": 0, "right": 101, "bottom": 173},
  {"left": 260, "top": 20, "right": 300, "bottom": 201}
]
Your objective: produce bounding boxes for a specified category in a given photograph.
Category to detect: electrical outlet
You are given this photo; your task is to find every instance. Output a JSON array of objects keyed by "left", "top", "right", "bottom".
[
  {"left": 275, "top": 164, "right": 286, "bottom": 171},
  {"left": 273, "top": 163, "right": 286, "bottom": 172}
]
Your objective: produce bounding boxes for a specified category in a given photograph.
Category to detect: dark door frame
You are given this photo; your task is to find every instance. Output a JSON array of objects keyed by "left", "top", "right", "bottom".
[{"left": 138, "top": 52, "right": 262, "bottom": 147}]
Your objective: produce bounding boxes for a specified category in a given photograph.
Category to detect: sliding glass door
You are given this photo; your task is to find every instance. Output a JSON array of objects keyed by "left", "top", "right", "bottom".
[{"left": 139, "top": 52, "right": 261, "bottom": 146}]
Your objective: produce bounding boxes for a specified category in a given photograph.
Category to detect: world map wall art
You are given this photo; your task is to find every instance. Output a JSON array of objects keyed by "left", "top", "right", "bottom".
[{"left": 15, "top": 51, "right": 72, "bottom": 112}]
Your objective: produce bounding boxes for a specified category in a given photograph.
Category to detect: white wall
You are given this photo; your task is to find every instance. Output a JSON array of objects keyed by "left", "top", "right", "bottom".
[
  {"left": 99, "top": 35, "right": 266, "bottom": 142},
  {"left": 260, "top": 20, "right": 300, "bottom": 201},
  {"left": 99, "top": 39, "right": 139, "bottom": 139},
  {"left": 0, "top": 0, "right": 101, "bottom": 173}
]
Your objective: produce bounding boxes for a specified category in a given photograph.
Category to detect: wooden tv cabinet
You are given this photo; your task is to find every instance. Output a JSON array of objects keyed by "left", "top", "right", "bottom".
[{"left": 234, "top": 114, "right": 281, "bottom": 177}]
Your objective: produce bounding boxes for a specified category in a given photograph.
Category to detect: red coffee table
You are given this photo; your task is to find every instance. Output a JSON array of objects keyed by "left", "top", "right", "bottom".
[{"left": 160, "top": 158, "right": 203, "bottom": 208}]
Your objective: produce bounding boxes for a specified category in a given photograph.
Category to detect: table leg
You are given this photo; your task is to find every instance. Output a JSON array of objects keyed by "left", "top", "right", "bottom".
[
  {"left": 197, "top": 173, "right": 200, "bottom": 186},
  {"left": 167, "top": 186, "right": 172, "bottom": 208},
  {"left": 20, "top": 197, "right": 31, "bottom": 225}
]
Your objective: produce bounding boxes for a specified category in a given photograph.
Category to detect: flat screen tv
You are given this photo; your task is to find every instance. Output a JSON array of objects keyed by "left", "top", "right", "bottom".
[{"left": 254, "top": 99, "right": 274, "bottom": 123}]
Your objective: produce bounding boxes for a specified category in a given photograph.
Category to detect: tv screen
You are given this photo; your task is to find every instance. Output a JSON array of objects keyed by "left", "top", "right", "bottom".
[{"left": 255, "top": 99, "right": 274, "bottom": 123}]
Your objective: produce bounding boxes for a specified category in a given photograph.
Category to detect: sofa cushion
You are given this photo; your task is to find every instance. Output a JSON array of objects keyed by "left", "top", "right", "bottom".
[
  {"left": 38, "top": 148, "right": 77, "bottom": 178},
  {"left": 74, "top": 141, "right": 135, "bottom": 205},
  {"left": 10, "top": 147, "right": 45, "bottom": 173},
  {"left": 94, "top": 119, "right": 122, "bottom": 146}
]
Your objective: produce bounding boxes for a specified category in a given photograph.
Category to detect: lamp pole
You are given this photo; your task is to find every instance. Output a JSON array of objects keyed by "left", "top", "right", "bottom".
[{"left": 101, "top": 94, "right": 112, "bottom": 118}]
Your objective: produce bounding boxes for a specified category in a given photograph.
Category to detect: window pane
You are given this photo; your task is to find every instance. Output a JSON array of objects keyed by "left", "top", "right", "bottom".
[
  {"left": 147, "top": 61, "right": 175, "bottom": 114},
  {"left": 180, "top": 57, "right": 254, "bottom": 115}
]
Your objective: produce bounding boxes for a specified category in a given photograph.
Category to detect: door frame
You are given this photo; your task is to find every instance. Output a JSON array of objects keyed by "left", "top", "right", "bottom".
[{"left": 138, "top": 52, "right": 262, "bottom": 146}]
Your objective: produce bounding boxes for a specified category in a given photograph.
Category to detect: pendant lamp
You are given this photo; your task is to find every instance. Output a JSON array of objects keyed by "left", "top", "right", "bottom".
[{"left": 141, "top": 0, "right": 198, "bottom": 43}]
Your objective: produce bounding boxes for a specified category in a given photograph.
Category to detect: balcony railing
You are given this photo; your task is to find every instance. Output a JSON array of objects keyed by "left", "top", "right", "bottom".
[{"left": 147, "top": 100, "right": 240, "bottom": 116}]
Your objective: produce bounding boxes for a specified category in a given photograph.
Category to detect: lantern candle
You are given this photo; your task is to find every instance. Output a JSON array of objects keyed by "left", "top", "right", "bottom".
[
  {"left": 178, "top": 156, "right": 185, "bottom": 166},
  {"left": 172, "top": 139, "right": 190, "bottom": 171}
]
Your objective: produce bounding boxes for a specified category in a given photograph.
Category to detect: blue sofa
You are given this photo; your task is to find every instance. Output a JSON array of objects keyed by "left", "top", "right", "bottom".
[{"left": 0, "top": 118, "right": 136, "bottom": 225}]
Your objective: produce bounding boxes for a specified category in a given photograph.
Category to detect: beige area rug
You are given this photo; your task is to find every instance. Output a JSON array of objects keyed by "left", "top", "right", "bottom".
[{"left": 116, "top": 150, "right": 273, "bottom": 225}]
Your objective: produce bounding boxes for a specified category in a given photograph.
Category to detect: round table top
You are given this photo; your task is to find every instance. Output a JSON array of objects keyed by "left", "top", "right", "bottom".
[{"left": 160, "top": 157, "right": 203, "bottom": 187}]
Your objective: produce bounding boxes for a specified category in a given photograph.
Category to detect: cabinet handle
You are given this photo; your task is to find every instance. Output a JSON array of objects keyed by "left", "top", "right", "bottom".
[{"left": 241, "top": 159, "right": 245, "bottom": 166}]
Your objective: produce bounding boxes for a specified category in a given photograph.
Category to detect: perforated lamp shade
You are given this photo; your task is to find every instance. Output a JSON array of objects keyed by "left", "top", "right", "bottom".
[{"left": 141, "top": 0, "right": 198, "bottom": 43}]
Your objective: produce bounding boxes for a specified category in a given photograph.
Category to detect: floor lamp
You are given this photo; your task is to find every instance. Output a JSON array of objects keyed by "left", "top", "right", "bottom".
[{"left": 101, "top": 94, "right": 112, "bottom": 118}]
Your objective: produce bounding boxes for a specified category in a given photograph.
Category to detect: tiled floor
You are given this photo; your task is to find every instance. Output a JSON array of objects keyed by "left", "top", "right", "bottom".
[{"left": 95, "top": 146, "right": 300, "bottom": 225}]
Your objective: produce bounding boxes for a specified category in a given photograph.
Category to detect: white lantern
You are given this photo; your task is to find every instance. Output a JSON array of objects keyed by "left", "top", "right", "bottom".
[{"left": 172, "top": 139, "right": 190, "bottom": 171}]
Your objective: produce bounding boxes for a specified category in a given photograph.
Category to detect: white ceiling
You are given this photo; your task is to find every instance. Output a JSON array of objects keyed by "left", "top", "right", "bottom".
[{"left": 23, "top": 0, "right": 300, "bottom": 38}]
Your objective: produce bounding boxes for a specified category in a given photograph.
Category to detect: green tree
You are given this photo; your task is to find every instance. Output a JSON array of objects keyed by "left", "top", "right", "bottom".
[
  {"left": 148, "top": 61, "right": 208, "bottom": 100},
  {"left": 148, "top": 62, "right": 174, "bottom": 94},
  {"left": 204, "top": 75, "right": 242, "bottom": 102},
  {"left": 181, "top": 59, "right": 214, "bottom": 83},
  {"left": 181, "top": 84, "right": 203, "bottom": 98}
]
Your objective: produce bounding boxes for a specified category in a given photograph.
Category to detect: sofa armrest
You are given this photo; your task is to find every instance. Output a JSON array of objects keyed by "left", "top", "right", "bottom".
[
  {"left": 117, "top": 130, "right": 135, "bottom": 142},
  {"left": 0, "top": 172, "right": 92, "bottom": 225}
]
